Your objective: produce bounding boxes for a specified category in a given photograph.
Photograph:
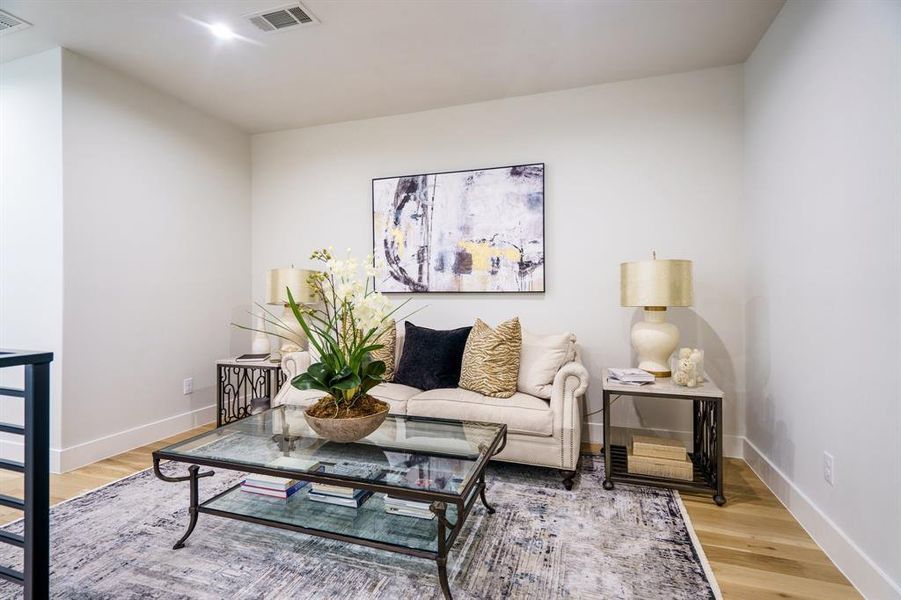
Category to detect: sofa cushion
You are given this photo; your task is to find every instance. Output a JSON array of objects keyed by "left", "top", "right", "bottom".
[
  {"left": 394, "top": 322, "right": 472, "bottom": 391},
  {"left": 517, "top": 329, "right": 576, "bottom": 399},
  {"left": 459, "top": 317, "right": 522, "bottom": 398},
  {"left": 369, "top": 382, "right": 421, "bottom": 413},
  {"left": 405, "top": 388, "right": 553, "bottom": 437},
  {"left": 280, "top": 382, "right": 419, "bottom": 414}
]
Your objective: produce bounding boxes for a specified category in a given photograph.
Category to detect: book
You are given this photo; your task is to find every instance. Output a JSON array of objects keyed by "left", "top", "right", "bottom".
[
  {"left": 235, "top": 353, "right": 270, "bottom": 363},
  {"left": 608, "top": 368, "right": 655, "bottom": 386},
  {"left": 243, "top": 460, "right": 322, "bottom": 490},
  {"left": 632, "top": 435, "right": 687, "bottom": 461},
  {"left": 241, "top": 461, "right": 323, "bottom": 498},
  {"left": 310, "top": 483, "right": 358, "bottom": 498},
  {"left": 308, "top": 489, "right": 372, "bottom": 508},
  {"left": 384, "top": 495, "right": 432, "bottom": 510},
  {"left": 243, "top": 474, "right": 300, "bottom": 490},
  {"left": 385, "top": 506, "right": 435, "bottom": 520},
  {"left": 242, "top": 479, "right": 307, "bottom": 499},
  {"left": 384, "top": 495, "right": 435, "bottom": 520}
]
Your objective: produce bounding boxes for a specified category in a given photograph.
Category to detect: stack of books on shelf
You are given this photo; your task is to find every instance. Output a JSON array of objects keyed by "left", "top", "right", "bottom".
[
  {"left": 383, "top": 495, "right": 435, "bottom": 520},
  {"left": 308, "top": 483, "right": 372, "bottom": 508},
  {"left": 627, "top": 435, "right": 693, "bottom": 481},
  {"left": 307, "top": 462, "right": 385, "bottom": 508},
  {"left": 240, "top": 457, "right": 323, "bottom": 500},
  {"left": 241, "top": 474, "right": 309, "bottom": 499}
]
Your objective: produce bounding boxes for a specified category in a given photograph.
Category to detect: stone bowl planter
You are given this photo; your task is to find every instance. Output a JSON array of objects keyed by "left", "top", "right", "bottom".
[{"left": 303, "top": 403, "right": 390, "bottom": 443}]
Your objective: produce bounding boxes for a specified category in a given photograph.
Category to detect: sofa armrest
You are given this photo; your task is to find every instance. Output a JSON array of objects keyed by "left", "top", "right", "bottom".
[
  {"left": 272, "top": 351, "right": 312, "bottom": 408},
  {"left": 550, "top": 360, "right": 590, "bottom": 470},
  {"left": 281, "top": 351, "right": 312, "bottom": 380},
  {"left": 552, "top": 361, "right": 590, "bottom": 400}
]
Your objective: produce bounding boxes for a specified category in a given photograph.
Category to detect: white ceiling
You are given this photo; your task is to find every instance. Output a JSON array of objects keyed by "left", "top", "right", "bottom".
[{"left": 0, "top": 0, "right": 783, "bottom": 133}]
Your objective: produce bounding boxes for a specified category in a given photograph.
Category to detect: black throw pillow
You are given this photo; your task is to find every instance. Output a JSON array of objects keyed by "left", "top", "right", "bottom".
[{"left": 394, "top": 322, "right": 473, "bottom": 391}]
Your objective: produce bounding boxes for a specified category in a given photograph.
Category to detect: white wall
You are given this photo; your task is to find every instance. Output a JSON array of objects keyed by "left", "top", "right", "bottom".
[
  {"left": 0, "top": 48, "right": 64, "bottom": 456},
  {"left": 251, "top": 66, "right": 746, "bottom": 450},
  {"left": 55, "top": 50, "right": 251, "bottom": 469},
  {"left": 744, "top": 2, "right": 901, "bottom": 598}
]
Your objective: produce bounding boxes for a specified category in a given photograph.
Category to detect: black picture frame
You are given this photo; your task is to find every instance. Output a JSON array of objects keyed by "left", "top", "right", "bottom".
[{"left": 371, "top": 162, "right": 546, "bottom": 294}]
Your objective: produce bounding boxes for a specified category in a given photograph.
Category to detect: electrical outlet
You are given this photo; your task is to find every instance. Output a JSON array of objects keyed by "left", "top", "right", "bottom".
[
  {"left": 183, "top": 377, "right": 193, "bottom": 395},
  {"left": 823, "top": 451, "right": 834, "bottom": 486}
]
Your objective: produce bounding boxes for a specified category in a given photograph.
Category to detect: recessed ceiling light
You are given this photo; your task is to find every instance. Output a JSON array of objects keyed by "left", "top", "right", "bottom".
[
  {"left": 182, "top": 15, "right": 261, "bottom": 46},
  {"left": 208, "top": 23, "right": 236, "bottom": 40}
]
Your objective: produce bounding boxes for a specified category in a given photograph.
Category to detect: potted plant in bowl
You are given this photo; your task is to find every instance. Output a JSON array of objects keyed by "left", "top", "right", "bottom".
[{"left": 283, "top": 248, "right": 411, "bottom": 442}]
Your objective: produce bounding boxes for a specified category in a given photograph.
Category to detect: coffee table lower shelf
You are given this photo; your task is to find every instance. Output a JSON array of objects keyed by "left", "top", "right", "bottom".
[{"left": 200, "top": 481, "right": 465, "bottom": 556}]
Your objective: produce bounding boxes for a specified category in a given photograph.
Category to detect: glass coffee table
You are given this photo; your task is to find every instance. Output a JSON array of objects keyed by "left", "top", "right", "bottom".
[{"left": 152, "top": 405, "right": 507, "bottom": 599}]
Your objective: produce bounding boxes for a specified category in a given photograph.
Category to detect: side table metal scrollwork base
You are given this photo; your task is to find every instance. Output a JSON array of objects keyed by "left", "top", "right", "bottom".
[{"left": 216, "top": 359, "right": 285, "bottom": 426}]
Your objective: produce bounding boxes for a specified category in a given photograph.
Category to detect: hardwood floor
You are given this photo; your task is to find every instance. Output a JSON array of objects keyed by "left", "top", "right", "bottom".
[
  {"left": 680, "top": 458, "right": 860, "bottom": 600},
  {"left": 0, "top": 427, "right": 860, "bottom": 599}
]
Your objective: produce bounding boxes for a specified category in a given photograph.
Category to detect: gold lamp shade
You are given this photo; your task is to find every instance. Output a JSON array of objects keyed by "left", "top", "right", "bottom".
[
  {"left": 267, "top": 267, "right": 317, "bottom": 306},
  {"left": 620, "top": 259, "right": 693, "bottom": 308}
]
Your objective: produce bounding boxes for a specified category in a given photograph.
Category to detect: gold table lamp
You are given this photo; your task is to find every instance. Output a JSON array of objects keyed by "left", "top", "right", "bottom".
[
  {"left": 267, "top": 267, "right": 317, "bottom": 356},
  {"left": 620, "top": 254, "right": 693, "bottom": 378}
]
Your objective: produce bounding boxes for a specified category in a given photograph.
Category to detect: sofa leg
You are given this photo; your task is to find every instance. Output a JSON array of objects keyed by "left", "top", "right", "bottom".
[{"left": 560, "top": 469, "right": 577, "bottom": 490}]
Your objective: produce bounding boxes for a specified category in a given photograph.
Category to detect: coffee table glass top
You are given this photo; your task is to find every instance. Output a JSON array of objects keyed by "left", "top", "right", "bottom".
[{"left": 158, "top": 405, "right": 505, "bottom": 496}]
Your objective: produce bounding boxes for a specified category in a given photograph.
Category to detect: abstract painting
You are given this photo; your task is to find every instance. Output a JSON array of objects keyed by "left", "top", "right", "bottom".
[{"left": 372, "top": 163, "right": 544, "bottom": 293}]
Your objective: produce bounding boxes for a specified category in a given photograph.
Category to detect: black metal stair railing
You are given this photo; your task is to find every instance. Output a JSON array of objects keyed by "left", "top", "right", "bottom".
[{"left": 0, "top": 350, "right": 52, "bottom": 598}]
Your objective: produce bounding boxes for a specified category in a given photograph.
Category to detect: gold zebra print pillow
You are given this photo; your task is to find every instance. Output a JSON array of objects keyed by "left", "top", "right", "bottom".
[
  {"left": 459, "top": 317, "right": 522, "bottom": 398},
  {"left": 369, "top": 320, "right": 397, "bottom": 381}
]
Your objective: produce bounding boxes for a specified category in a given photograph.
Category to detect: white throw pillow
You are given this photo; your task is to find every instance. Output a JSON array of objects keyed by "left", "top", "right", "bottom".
[{"left": 517, "top": 329, "right": 576, "bottom": 399}]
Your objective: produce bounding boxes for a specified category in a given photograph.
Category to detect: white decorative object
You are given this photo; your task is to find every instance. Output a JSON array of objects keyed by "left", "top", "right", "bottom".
[
  {"left": 620, "top": 254, "right": 693, "bottom": 378},
  {"left": 671, "top": 347, "right": 704, "bottom": 387},
  {"left": 251, "top": 325, "right": 271, "bottom": 355}
]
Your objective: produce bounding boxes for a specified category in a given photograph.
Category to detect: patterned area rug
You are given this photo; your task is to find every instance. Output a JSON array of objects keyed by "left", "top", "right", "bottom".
[{"left": 0, "top": 457, "right": 720, "bottom": 599}]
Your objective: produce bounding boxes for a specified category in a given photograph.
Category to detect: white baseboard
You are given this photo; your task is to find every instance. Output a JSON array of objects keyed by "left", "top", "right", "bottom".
[
  {"left": 52, "top": 404, "right": 216, "bottom": 473},
  {"left": 583, "top": 421, "right": 745, "bottom": 458},
  {"left": 743, "top": 438, "right": 901, "bottom": 600}
]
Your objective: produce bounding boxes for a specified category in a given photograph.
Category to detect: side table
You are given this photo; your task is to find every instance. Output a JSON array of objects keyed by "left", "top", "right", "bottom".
[
  {"left": 601, "top": 368, "right": 726, "bottom": 505},
  {"left": 216, "top": 358, "right": 286, "bottom": 426}
]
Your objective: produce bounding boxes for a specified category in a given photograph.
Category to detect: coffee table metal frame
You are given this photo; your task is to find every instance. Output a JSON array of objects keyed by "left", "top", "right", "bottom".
[{"left": 152, "top": 414, "right": 507, "bottom": 600}]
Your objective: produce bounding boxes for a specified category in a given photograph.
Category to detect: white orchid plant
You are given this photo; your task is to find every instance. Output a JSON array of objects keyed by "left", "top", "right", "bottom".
[{"left": 236, "top": 248, "right": 413, "bottom": 417}]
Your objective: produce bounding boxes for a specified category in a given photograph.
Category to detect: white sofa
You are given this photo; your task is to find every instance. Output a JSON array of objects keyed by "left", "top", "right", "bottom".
[{"left": 272, "top": 329, "right": 590, "bottom": 488}]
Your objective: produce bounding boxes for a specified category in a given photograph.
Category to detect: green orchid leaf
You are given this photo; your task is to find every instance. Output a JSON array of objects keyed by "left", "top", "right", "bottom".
[
  {"left": 306, "top": 362, "right": 334, "bottom": 385},
  {"left": 363, "top": 360, "right": 386, "bottom": 379},
  {"left": 291, "top": 372, "right": 330, "bottom": 394},
  {"left": 329, "top": 370, "right": 362, "bottom": 391},
  {"left": 359, "top": 359, "right": 386, "bottom": 394}
]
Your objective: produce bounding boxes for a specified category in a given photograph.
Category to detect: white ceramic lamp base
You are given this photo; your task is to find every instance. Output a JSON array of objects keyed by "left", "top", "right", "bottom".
[
  {"left": 279, "top": 304, "right": 308, "bottom": 355},
  {"left": 630, "top": 307, "right": 679, "bottom": 377}
]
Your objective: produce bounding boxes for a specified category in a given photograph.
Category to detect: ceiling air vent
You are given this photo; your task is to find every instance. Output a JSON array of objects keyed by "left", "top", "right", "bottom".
[
  {"left": 0, "top": 10, "right": 31, "bottom": 36},
  {"left": 247, "top": 3, "right": 319, "bottom": 33}
]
